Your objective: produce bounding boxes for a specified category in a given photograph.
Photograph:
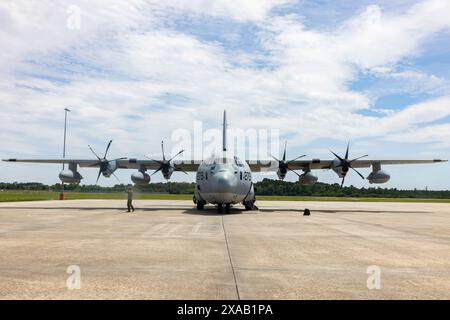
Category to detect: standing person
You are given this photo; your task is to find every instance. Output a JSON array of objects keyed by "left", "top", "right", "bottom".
[{"left": 127, "top": 185, "right": 135, "bottom": 213}]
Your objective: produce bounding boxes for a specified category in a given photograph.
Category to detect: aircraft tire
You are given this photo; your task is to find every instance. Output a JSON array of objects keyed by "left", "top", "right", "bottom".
[{"left": 197, "top": 202, "right": 205, "bottom": 210}]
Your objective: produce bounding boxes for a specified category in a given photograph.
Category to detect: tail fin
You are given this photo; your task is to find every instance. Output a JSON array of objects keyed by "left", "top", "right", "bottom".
[{"left": 222, "top": 110, "right": 227, "bottom": 152}]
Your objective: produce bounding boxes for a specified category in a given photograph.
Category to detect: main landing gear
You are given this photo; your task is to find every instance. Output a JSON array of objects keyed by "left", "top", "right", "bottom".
[
  {"left": 193, "top": 196, "right": 205, "bottom": 210},
  {"left": 243, "top": 199, "right": 258, "bottom": 211},
  {"left": 303, "top": 208, "right": 311, "bottom": 216},
  {"left": 197, "top": 201, "right": 205, "bottom": 210}
]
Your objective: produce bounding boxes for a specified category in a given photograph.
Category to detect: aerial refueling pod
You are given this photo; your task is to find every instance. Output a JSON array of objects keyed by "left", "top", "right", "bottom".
[
  {"left": 367, "top": 170, "right": 390, "bottom": 184},
  {"left": 131, "top": 170, "right": 151, "bottom": 185},
  {"left": 299, "top": 171, "right": 318, "bottom": 185},
  {"left": 367, "top": 163, "right": 390, "bottom": 184},
  {"left": 59, "top": 163, "right": 83, "bottom": 184}
]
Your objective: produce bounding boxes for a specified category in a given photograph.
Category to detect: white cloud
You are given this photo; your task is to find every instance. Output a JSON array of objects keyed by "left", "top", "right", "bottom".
[
  {"left": 387, "top": 123, "right": 450, "bottom": 147},
  {"left": 154, "top": 0, "right": 294, "bottom": 21}
]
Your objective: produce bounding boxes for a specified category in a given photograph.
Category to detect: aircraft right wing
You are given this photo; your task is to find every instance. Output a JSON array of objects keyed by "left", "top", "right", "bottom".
[
  {"left": 247, "top": 159, "right": 447, "bottom": 172},
  {"left": 2, "top": 158, "right": 202, "bottom": 172}
]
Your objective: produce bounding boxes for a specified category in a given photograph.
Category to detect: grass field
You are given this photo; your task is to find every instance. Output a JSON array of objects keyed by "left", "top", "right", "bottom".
[{"left": 1, "top": 190, "right": 450, "bottom": 203}]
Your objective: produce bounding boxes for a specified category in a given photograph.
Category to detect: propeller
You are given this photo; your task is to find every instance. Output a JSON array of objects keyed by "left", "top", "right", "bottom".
[
  {"left": 271, "top": 141, "right": 306, "bottom": 179},
  {"left": 88, "top": 140, "right": 126, "bottom": 184},
  {"left": 146, "top": 141, "right": 186, "bottom": 178},
  {"left": 331, "top": 142, "right": 368, "bottom": 187}
]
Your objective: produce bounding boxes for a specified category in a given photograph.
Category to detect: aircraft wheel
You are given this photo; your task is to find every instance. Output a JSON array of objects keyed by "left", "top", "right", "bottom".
[
  {"left": 217, "top": 204, "right": 223, "bottom": 214},
  {"left": 244, "top": 200, "right": 257, "bottom": 211},
  {"left": 303, "top": 208, "right": 311, "bottom": 216},
  {"left": 197, "top": 201, "right": 204, "bottom": 210},
  {"left": 225, "top": 204, "right": 231, "bottom": 214}
]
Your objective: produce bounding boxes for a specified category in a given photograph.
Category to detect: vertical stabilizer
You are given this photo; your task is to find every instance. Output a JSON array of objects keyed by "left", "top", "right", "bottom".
[{"left": 222, "top": 110, "right": 227, "bottom": 152}]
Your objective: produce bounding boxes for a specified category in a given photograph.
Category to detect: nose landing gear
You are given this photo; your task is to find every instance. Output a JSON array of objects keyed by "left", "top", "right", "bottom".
[{"left": 217, "top": 204, "right": 231, "bottom": 214}]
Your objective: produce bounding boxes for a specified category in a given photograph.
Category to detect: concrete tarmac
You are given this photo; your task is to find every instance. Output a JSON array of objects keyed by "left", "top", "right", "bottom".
[{"left": 0, "top": 199, "right": 449, "bottom": 299}]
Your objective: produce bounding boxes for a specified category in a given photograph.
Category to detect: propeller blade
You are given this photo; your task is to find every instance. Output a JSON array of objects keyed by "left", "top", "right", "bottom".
[
  {"left": 87, "top": 161, "right": 102, "bottom": 168},
  {"left": 349, "top": 154, "right": 369, "bottom": 163},
  {"left": 95, "top": 169, "right": 102, "bottom": 184},
  {"left": 344, "top": 142, "right": 350, "bottom": 160},
  {"left": 88, "top": 145, "right": 101, "bottom": 160},
  {"left": 167, "top": 150, "right": 184, "bottom": 163},
  {"left": 341, "top": 176, "right": 346, "bottom": 188},
  {"left": 287, "top": 154, "right": 306, "bottom": 163},
  {"left": 151, "top": 166, "right": 163, "bottom": 176},
  {"left": 104, "top": 140, "right": 113, "bottom": 159},
  {"left": 146, "top": 157, "right": 163, "bottom": 165},
  {"left": 350, "top": 166, "right": 365, "bottom": 180},
  {"left": 331, "top": 150, "right": 344, "bottom": 162},
  {"left": 111, "top": 172, "right": 122, "bottom": 184},
  {"left": 161, "top": 141, "right": 165, "bottom": 161},
  {"left": 271, "top": 155, "right": 280, "bottom": 163},
  {"left": 110, "top": 157, "right": 127, "bottom": 162},
  {"left": 144, "top": 155, "right": 164, "bottom": 165},
  {"left": 282, "top": 141, "right": 287, "bottom": 162},
  {"left": 287, "top": 167, "right": 301, "bottom": 177}
]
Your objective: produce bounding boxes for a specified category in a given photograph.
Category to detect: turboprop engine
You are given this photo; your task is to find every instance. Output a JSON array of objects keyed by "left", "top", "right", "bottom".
[
  {"left": 330, "top": 143, "right": 368, "bottom": 187},
  {"left": 88, "top": 140, "right": 126, "bottom": 184},
  {"left": 299, "top": 171, "right": 318, "bottom": 185},
  {"left": 272, "top": 141, "right": 306, "bottom": 180},
  {"left": 131, "top": 171, "right": 151, "bottom": 185},
  {"left": 147, "top": 141, "right": 186, "bottom": 180}
]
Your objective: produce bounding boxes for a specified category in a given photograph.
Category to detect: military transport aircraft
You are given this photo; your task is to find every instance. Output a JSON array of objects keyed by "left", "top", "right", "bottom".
[{"left": 3, "top": 111, "right": 447, "bottom": 213}]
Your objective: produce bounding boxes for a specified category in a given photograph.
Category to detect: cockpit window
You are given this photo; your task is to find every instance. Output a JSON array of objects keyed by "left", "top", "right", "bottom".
[{"left": 234, "top": 156, "right": 244, "bottom": 167}]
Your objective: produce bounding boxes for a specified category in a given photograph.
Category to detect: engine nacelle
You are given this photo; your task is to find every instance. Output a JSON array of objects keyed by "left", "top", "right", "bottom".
[
  {"left": 163, "top": 166, "right": 175, "bottom": 180},
  {"left": 299, "top": 171, "right": 318, "bottom": 185},
  {"left": 131, "top": 171, "right": 151, "bottom": 185},
  {"left": 276, "top": 169, "right": 287, "bottom": 180},
  {"left": 59, "top": 170, "right": 83, "bottom": 184},
  {"left": 367, "top": 170, "right": 390, "bottom": 184}
]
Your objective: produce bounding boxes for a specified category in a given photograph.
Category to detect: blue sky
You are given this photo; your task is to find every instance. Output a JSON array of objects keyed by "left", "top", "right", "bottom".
[{"left": 0, "top": 0, "right": 449, "bottom": 189}]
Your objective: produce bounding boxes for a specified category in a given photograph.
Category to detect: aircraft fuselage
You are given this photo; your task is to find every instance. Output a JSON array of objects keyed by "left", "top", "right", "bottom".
[{"left": 194, "top": 156, "right": 255, "bottom": 206}]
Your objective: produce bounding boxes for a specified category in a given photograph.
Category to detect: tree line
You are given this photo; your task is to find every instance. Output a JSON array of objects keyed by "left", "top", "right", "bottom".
[{"left": 1, "top": 180, "right": 449, "bottom": 199}]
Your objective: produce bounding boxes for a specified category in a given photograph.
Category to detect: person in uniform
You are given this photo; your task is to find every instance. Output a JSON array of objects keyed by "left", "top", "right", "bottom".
[{"left": 127, "top": 185, "right": 135, "bottom": 213}]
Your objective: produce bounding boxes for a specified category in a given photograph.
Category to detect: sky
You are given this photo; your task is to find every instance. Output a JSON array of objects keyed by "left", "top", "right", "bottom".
[{"left": 0, "top": 0, "right": 449, "bottom": 189}]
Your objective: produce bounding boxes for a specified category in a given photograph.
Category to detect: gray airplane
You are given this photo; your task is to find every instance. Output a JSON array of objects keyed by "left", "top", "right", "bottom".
[{"left": 3, "top": 110, "right": 447, "bottom": 213}]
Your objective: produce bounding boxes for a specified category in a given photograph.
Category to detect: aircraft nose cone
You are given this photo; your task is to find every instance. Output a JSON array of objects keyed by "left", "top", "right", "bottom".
[{"left": 212, "top": 171, "right": 238, "bottom": 193}]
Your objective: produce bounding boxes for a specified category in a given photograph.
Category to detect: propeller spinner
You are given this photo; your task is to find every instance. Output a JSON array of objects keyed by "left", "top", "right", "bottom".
[
  {"left": 272, "top": 141, "right": 306, "bottom": 180},
  {"left": 331, "top": 142, "right": 368, "bottom": 187}
]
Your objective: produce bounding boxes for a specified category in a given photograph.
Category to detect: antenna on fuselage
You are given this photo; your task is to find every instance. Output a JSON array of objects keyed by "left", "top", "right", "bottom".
[
  {"left": 222, "top": 110, "right": 227, "bottom": 163},
  {"left": 222, "top": 110, "right": 227, "bottom": 152}
]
